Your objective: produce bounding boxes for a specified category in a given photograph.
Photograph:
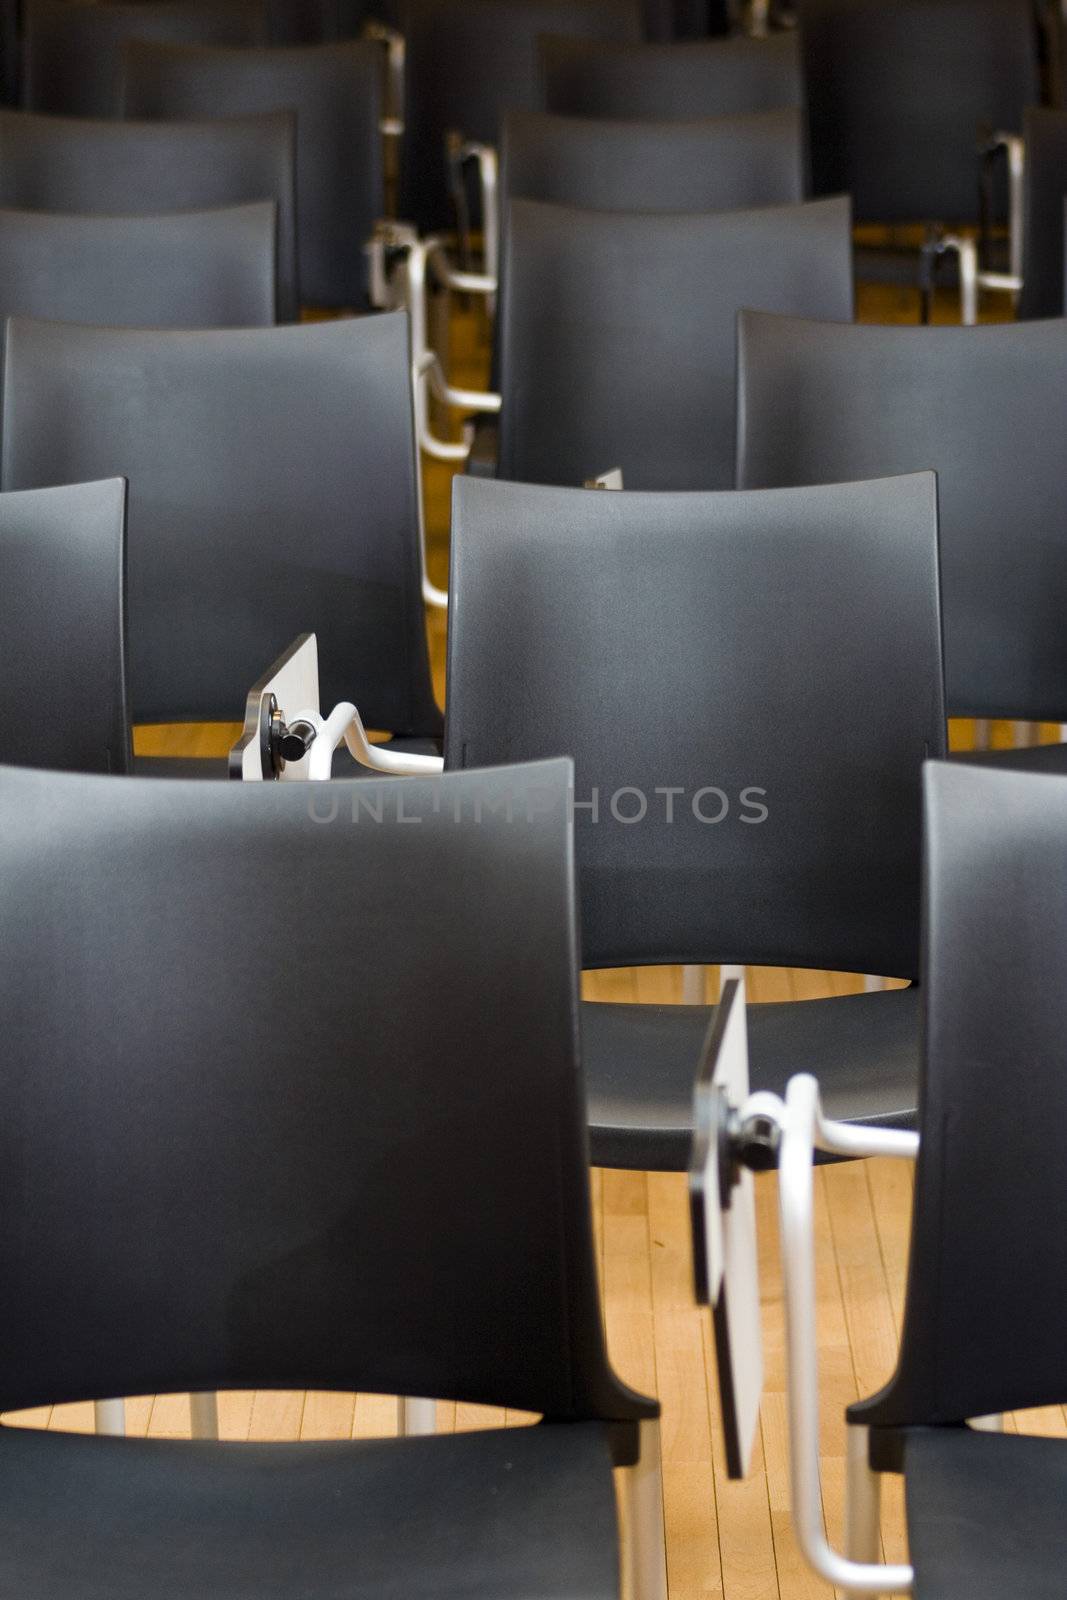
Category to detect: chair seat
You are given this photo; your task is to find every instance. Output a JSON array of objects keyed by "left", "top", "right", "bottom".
[
  {"left": 0, "top": 1419, "right": 620, "bottom": 1600},
  {"left": 951, "top": 741, "right": 1067, "bottom": 774},
  {"left": 582, "top": 983, "right": 920, "bottom": 1170},
  {"left": 904, "top": 1427, "right": 1067, "bottom": 1600},
  {"left": 133, "top": 736, "right": 444, "bottom": 781}
]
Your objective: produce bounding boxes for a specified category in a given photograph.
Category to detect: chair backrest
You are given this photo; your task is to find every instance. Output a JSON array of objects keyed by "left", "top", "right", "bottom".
[
  {"left": 737, "top": 310, "right": 1067, "bottom": 723},
  {"left": 797, "top": 0, "right": 1039, "bottom": 224},
  {"left": 0, "top": 202, "right": 277, "bottom": 330},
  {"left": 853, "top": 761, "right": 1067, "bottom": 1430},
  {"left": 0, "top": 757, "right": 650, "bottom": 1425},
  {"left": 1, "top": 313, "right": 441, "bottom": 736},
  {"left": 501, "top": 107, "right": 806, "bottom": 213},
  {"left": 393, "top": 0, "right": 642, "bottom": 233},
  {"left": 540, "top": 31, "right": 803, "bottom": 119},
  {"left": 0, "top": 478, "right": 129, "bottom": 774},
  {"left": 122, "top": 38, "right": 382, "bottom": 309},
  {"left": 1, "top": 0, "right": 19, "bottom": 103},
  {"left": 0, "top": 107, "right": 299, "bottom": 320},
  {"left": 265, "top": 0, "right": 341, "bottom": 41},
  {"left": 643, "top": 0, "right": 729, "bottom": 38},
  {"left": 446, "top": 475, "right": 946, "bottom": 975},
  {"left": 496, "top": 195, "right": 852, "bottom": 490},
  {"left": 22, "top": 0, "right": 266, "bottom": 117},
  {"left": 1019, "top": 105, "right": 1067, "bottom": 320}
]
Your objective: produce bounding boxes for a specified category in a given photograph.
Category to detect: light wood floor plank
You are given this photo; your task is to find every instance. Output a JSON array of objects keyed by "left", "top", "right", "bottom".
[{"left": 300, "top": 1390, "right": 356, "bottom": 1441}]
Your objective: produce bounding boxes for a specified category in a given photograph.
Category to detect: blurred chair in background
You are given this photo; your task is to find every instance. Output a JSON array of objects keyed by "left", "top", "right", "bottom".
[{"left": 22, "top": 0, "right": 265, "bottom": 116}]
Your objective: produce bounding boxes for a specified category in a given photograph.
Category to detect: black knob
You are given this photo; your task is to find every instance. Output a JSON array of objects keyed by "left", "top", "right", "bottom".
[{"left": 276, "top": 718, "right": 317, "bottom": 764}]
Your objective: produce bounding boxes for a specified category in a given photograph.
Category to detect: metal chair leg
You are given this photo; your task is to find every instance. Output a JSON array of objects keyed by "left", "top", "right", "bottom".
[
  {"left": 844, "top": 1422, "right": 882, "bottom": 1597},
  {"left": 189, "top": 1392, "right": 219, "bottom": 1440},
  {"left": 398, "top": 1396, "right": 437, "bottom": 1435},
  {"left": 625, "top": 1416, "right": 668, "bottom": 1600},
  {"left": 681, "top": 965, "right": 706, "bottom": 1004},
  {"left": 681, "top": 965, "right": 745, "bottom": 1004},
  {"left": 94, "top": 1398, "right": 125, "bottom": 1436}
]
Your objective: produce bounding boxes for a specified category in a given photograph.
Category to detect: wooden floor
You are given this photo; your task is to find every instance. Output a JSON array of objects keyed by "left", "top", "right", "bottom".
[{"left": 11, "top": 271, "right": 1067, "bottom": 1600}]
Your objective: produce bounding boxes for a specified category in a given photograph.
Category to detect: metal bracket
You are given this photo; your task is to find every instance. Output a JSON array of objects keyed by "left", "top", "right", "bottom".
[
  {"left": 251, "top": 695, "right": 442, "bottom": 780},
  {"left": 366, "top": 219, "right": 419, "bottom": 310}
]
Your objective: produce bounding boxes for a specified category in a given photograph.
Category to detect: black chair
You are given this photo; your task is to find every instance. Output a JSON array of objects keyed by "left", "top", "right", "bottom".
[
  {"left": 391, "top": 0, "right": 642, "bottom": 235},
  {"left": 487, "top": 195, "right": 851, "bottom": 489},
  {"left": 737, "top": 310, "right": 1067, "bottom": 741},
  {"left": 264, "top": 0, "right": 341, "bottom": 41},
  {"left": 936, "top": 99, "right": 1067, "bottom": 323},
  {"left": 500, "top": 107, "right": 806, "bottom": 213},
  {"left": 709, "top": 759, "right": 1067, "bottom": 1596},
  {"left": 1, "top": 0, "right": 19, "bottom": 102},
  {"left": 22, "top": 0, "right": 266, "bottom": 117},
  {"left": 642, "top": 0, "right": 729, "bottom": 37},
  {"left": 0, "top": 202, "right": 277, "bottom": 329},
  {"left": 0, "top": 478, "right": 129, "bottom": 774},
  {"left": 0, "top": 756, "right": 665, "bottom": 1600},
  {"left": 0, "top": 106, "right": 299, "bottom": 320},
  {"left": 122, "top": 38, "right": 383, "bottom": 309},
  {"left": 842, "top": 761, "right": 1067, "bottom": 1597},
  {"left": 797, "top": 0, "right": 1039, "bottom": 227},
  {"left": 446, "top": 473, "right": 947, "bottom": 1168},
  {"left": 1018, "top": 105, "right": 1067, "bottom": 317},
  {"left": 540, "top": 31, "right": 803, "bottom": 120},
  {"left": 1, "top": 313, "right": 442, "bottom": 763}
]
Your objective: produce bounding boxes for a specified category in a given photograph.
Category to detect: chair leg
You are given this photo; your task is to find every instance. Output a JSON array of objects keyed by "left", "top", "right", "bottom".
[
  {"left": 973, "top": 719, "right": 991, "bottom": 751},
  {"left": 681, "top": 965, "right": 706, "bottom": 1004},
  {"left": 93, "top": 1399, "right": 125, "bottom": 1436},
  {"left": 844, "top": 1423, "right": 881, "bottom": 1597},
  {"left": 189, "top": 1392, "right": 219, "bottom": 1440},
  {"left": 625, "top": 1417, "right": 668, "bottom": 1600},
  {"left": 969, "top": 1413, "right": 1004, "bottom": 1432},
  {"left": 398, "top": 1396, "right": 437, "bottom": 1436},
  {"left": 863, "top": 975, "right": 888, "bottom": 992},
  {"left": 681, "top": 964, "right": 746, "bottom": 1004}
]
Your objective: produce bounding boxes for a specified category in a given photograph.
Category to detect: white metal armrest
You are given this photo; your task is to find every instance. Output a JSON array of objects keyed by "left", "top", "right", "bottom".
[
  {"left": 923, "top": 233, "right": 978, "bottom": 324},
  {"left": 390, "top": 226, "right": 499, "bottom": 600},
  {"left": 927, "top": 132, "right": 1025, "bottom": 325},
  {"left": 230, "top": 637, "right": 446, "bottom": 774},
  {"left": 362, "top": 19, "right": 405, "bottom": 132},
  {"left": 404, "top": 238, "right": 500, "bottom": 468},
  {"left": 289, "top": 702, "right": 443, "bottom": 779},
  {"left": 778, "top": 1073, "right": 916, "bottom": 1594},
  {"left": 982, "top": 131, "right": 1025, "bottom": 281},
  {"left": 434, "top": 262, "right": 497, "bottom": 296},
  {"left": 455, "top": 141, "right": 499, "bottom": 291},
  {"left": 422, "top": 239, "right": 500, "bottom": 402},
  {"left": 937, "top": 232, "right": 1022, "bottom": 326},
  {"left": 938, "top": 131, "right": 1026, "bottom": 323}
]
